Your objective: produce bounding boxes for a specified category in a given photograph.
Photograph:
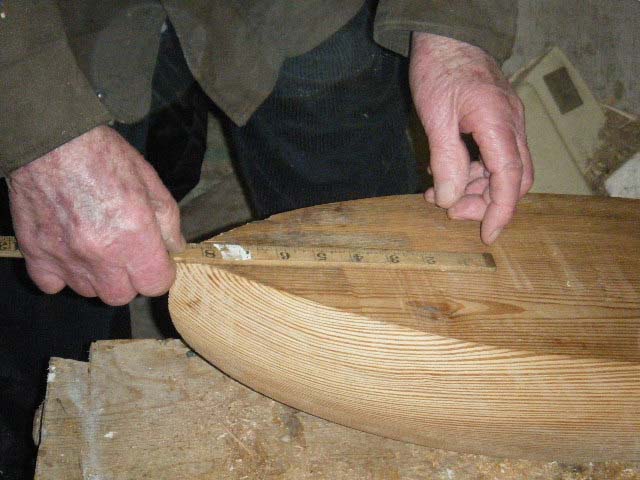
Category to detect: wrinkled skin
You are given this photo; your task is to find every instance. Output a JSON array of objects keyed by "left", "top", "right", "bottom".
[
  {"left": 10, "top": 34, "right": 532, "bottom": 301},
  {"left": 8, "top": 125, "right": 185, "bottom": 305},
  {"left": 410, "top": 33, "right": 534, "bottom": 244}
]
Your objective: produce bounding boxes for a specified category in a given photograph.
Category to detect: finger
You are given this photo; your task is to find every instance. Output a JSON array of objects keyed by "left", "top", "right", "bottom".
[
  {"left": 508, "top": 95, "right": 534, "bottom": 197},
  {"left": 425, "top": 127, "right": 471, "bottom": 208},
  {"left": 468, "top": 121, "right": 522, "bottom": 243},
  {"left": 135, "top": 159, "right": 186, "bottom": 253},
  {"left": 481, "top": 201, "right": 515, "bottom": 244},
  {"left": 465, "top": 177, "right": 489, "bottom": 196},
  {"left": 469, "top": 160, "right": 487, "bottom": 181},
  {"left": 152, "top": 197, "right": 186, "bottom": 253},
  {"left": 64, "top": 273, "right": 98, "bottom": 298},
  {"left": 89, "top": 267, "right": 137, "bottom": 306},
  {"left": 25, "top": 262, "right": 66, "bottom": 294},
  {"left": 126, "top": 234, "right": 177, "bottom": 297},
  {"left": 517, "top": 133, "right": 534, "bottom": 197},
  {"left": 447, "top": 195, "right": 488, "bottom": 222},
  {"left": 424, "top": 188, "right": 435, "bottom": 203}
]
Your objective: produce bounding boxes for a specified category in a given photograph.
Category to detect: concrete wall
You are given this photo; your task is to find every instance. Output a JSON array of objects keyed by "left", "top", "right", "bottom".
[{"left": 504, "top": 0, "right": 640, "bottom": 114}]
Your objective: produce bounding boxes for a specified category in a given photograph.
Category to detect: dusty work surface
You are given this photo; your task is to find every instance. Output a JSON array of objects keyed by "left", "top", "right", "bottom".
[{"left": 35, "top": 339, "right": 639, "bottom": 479}]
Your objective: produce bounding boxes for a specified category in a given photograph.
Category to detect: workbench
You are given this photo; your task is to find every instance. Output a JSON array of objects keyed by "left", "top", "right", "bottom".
[{"left": 35, "top": 339, "right": 639, "bottom": 479}]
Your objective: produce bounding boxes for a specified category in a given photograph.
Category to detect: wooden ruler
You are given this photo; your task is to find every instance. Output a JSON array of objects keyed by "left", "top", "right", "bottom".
[
  {"left": 0, "top": 236, "right": 22, "bottom": 259},
  {"left": 0, "top": 236, "right": 496, "bottom": 273}
]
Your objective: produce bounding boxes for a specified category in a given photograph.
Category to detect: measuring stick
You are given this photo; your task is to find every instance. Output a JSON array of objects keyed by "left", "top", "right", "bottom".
[{"left": 0, "top": 236, "right": 496, "bottom": 273}]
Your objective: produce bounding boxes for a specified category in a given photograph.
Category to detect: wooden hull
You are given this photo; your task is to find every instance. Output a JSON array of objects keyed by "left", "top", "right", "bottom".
[{"left": 169, "top": 194, "right": 640, "bottom": 461}]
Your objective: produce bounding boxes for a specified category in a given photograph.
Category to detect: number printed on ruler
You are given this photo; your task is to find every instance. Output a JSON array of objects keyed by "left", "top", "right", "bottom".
[
  {"left": 0, "top": 236, "right": 17, "bottom": 251},
  {"left": 195, "top": 243, "right": 496, "bottom": 272}
]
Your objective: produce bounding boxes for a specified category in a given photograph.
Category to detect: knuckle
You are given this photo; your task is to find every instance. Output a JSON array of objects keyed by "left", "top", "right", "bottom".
[
  {"left": 37, "top": 277, "right": 65, "bottom": 294},
  {"left": 136, "top": 266, "right": 175, "bottom": 297},
  {"left": 101, "top": 294, "right": 135, "bottom": 307},
  {"left": 510, "top": 95, "right": 525, "bottom": 116},
  {"left": 154, "top": 196, "right": 178, "bottom": 216},
  {"left": 521, "top": 170, "right": 535, "bottom": 193},
  {"left": 71, "top": 234, "right": 102, "bottom": 259},
  {"left": 471, "top": 84, "right": 511, "bottom": 107},
  {"left": 101, "top": 288, "right": 137, "bottom": 306},
  {"left": 26, "top": 261, "right": 65, "bottom": 294},
  {"left": 504, "top": 161, "right": 524, "bottom": 175},
  {"left": 165, "top": 201, "right": 181, "bottom": 225},
  {"left": 93, "top": 270, "right": 137, "bottom": 305},
  {"left": 127, "top": 205, "right": 156, "bottom": 229}
]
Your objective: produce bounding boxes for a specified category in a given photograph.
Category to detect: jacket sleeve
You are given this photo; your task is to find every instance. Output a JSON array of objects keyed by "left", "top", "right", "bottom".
[
  {"left": 373, "top": 0, "right": 517, "bottom": 63},
  {"left": 0, "top": 2, "right": 114, "bottom": 176}
]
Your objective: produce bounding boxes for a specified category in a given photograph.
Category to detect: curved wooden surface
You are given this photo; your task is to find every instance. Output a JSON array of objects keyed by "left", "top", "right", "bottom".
[{"left": 169, "top": 193, "right": 640, "bottom": 461}]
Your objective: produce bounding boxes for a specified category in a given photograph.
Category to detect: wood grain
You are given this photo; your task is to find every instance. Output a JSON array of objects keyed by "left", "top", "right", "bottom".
[
  {"left": 35, "top": 340, "right": 640, "bottom": 479},
  {"left": 168, "top": 193, "right": 639, "bottom": 461},
  {"left": 34, "top": 358, "right": 88, "bottom": 480}
]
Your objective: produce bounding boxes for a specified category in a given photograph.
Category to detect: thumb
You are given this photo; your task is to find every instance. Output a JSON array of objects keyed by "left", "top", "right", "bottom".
[
  {"left": 136, "top": 159, "right": 186, "bottom": 253},
  {"left": 151, "top": 195, "right": 186, "bottom": 254},
  {"left": 425, "top": 125, "right": 471, "bottom": 208}
]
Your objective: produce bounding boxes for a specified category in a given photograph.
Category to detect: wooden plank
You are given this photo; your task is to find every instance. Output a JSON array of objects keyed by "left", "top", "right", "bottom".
[
  {"left": 34, "top": 358, "right": 88, "bottom": 480},
  {"left": 169, "top": 193, "right": 640, "bottom": 461},
  {"left": 39, "top": 340, "right": 640, "bottom": 478}
]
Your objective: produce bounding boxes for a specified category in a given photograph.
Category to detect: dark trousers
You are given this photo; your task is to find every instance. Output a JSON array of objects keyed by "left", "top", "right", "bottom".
[
  {"left": 0, "top": 2, "right": 414, "bottom": 477},
  {"left": 127, "top": 0, "right": 417, "bottom": 216},
  {"left": 227, "top": 0, "right": 416, "bottom": 217}
]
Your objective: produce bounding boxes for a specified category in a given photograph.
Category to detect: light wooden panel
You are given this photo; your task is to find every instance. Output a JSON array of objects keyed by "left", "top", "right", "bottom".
[
  {"left": 169, "top": 193, "right": 640, "bottom": 461},
  {"left": 35, "top": 340, "right": 640, "bottom": 479},
  {"left": 34, "top": 358, "right": 88, "bottom": 480}
]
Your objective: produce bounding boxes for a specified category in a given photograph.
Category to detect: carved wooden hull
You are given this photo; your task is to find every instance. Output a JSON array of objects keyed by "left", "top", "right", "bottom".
[{"left": 169, "top": 194, "right": 640, "bottom": 461}]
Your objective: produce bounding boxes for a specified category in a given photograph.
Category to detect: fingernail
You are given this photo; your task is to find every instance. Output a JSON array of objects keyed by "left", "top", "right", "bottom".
[
  {"left": 436, "top": 181, "right": 456, "bottom": 206},
  {"left": 487, "top": 228, "right": 503, "bottom": 244}
]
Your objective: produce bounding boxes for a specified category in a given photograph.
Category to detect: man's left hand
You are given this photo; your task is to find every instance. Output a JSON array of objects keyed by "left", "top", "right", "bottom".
[{"left": 409, "top": 32, "right": 534, "bottom": 244}]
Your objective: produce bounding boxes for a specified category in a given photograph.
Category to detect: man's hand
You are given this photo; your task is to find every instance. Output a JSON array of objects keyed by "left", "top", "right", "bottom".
[
  {"left": 8, "top": 125, "right": 185, "bottom": 305},
  {"left": 409, "top": 33, "right": 533, "bottom": 244}
]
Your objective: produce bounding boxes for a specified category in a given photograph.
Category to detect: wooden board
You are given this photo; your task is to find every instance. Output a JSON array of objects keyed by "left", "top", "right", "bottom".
[
  {"left": 34, "top": 340, "right": 640, "bottom": 479},
  {"left": 169, "top": 193, "right": 640, "bottom": 461},
  {"left": 34, "top": 358, "right": 88, "bottom": 479}
]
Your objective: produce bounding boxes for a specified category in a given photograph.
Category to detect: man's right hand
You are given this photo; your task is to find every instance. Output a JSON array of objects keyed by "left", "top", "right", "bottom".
[{"left": 8, "top": 125, "right": 186, "bottom": 306}]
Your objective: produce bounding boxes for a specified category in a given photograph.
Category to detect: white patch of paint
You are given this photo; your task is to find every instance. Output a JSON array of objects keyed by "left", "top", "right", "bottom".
[
  {"left": 104, "top": 431, "right": 116, "bottom": 439},
  {"left": 214, "top": 243, "right": 252, "bottom": 261},
  {"left": 605, "top": 152, "right": 640, "bottom": 199},
  {"left": 47, "top": 372, "right": 56, "bottom": 383}
]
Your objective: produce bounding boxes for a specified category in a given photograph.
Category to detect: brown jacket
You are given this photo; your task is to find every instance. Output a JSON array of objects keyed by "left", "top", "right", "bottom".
[{"left": 0, "top": 1, "right": 517, "bottom": 175}]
